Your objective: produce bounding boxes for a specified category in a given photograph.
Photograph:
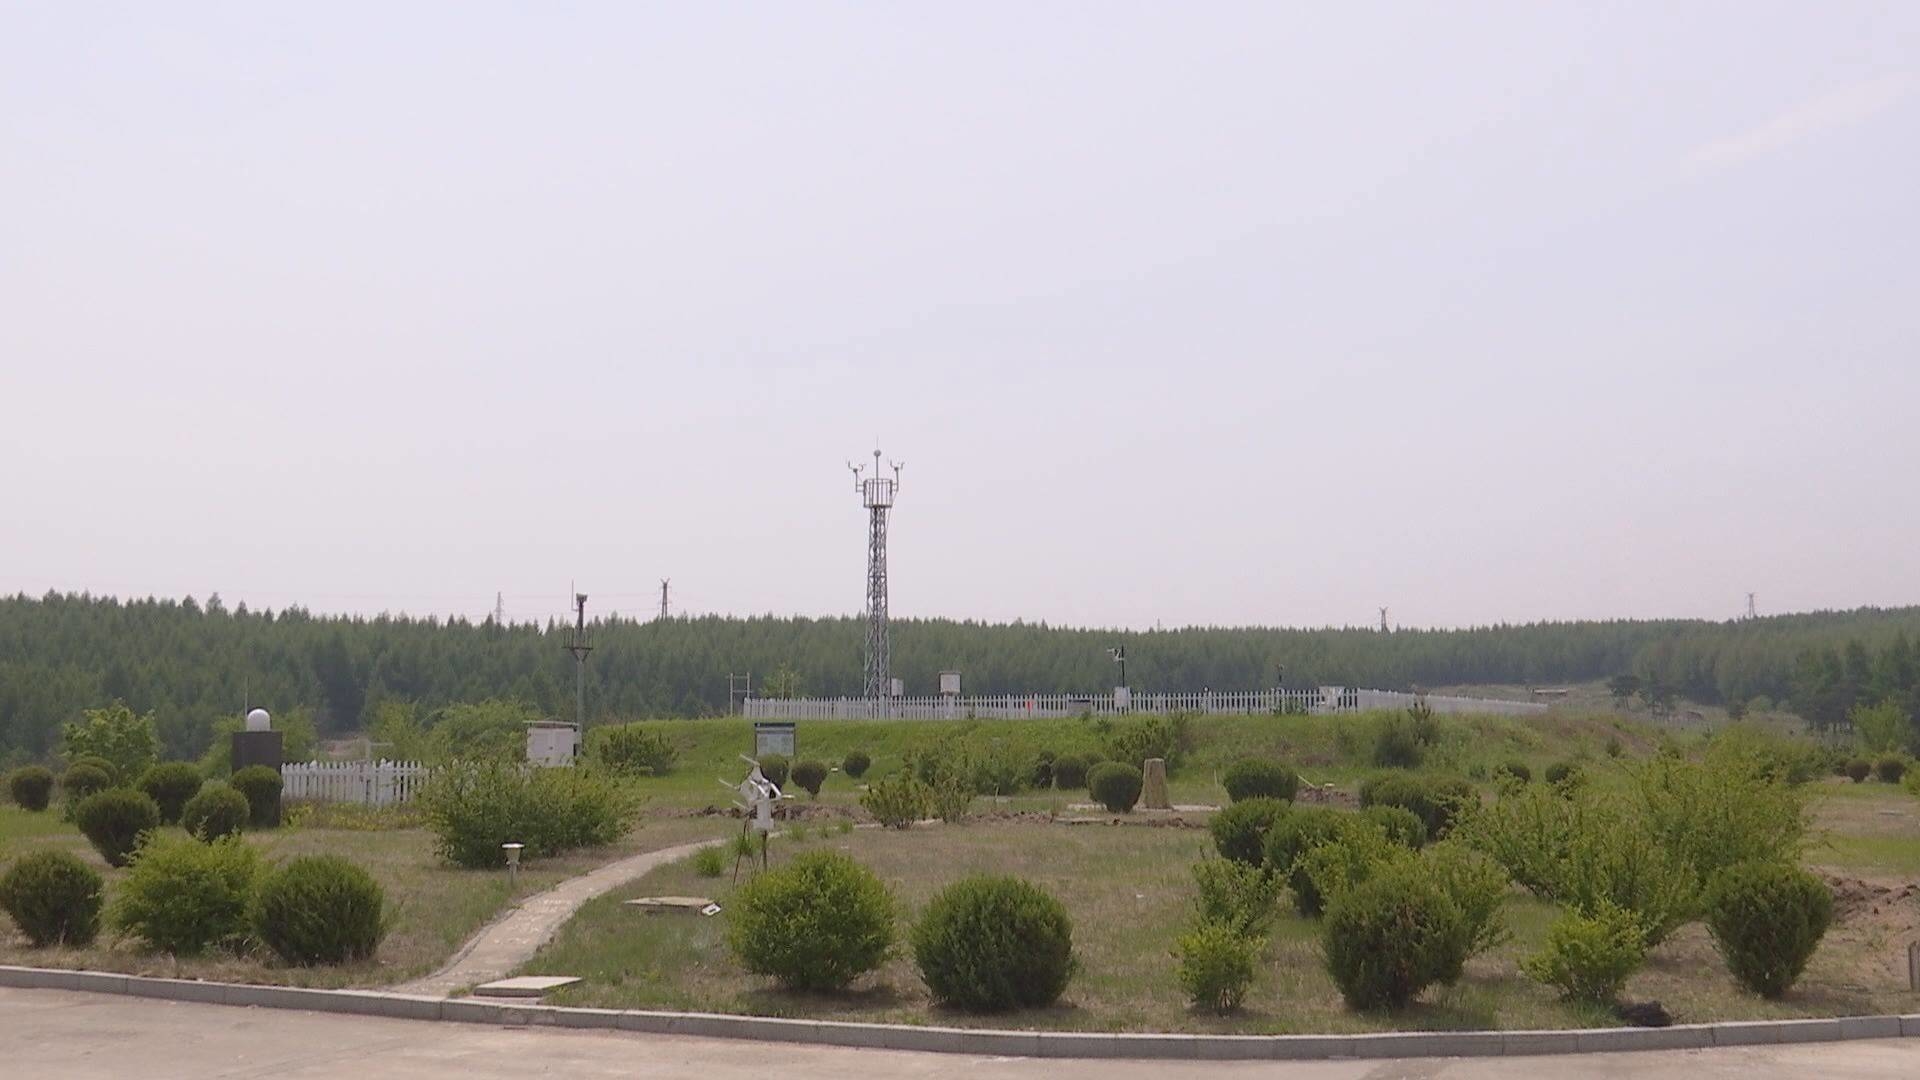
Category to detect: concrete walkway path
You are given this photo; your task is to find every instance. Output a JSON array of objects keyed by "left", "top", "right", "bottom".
[
  {"left": 394, "top": 836, "right": 724, "bottom": 997},
  {"left": 9, "top": 989, "right": 1920, "bottom": 1079}
]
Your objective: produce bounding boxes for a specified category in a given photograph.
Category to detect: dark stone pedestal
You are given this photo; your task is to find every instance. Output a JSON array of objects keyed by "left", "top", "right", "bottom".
[{"left": 231, "top": 731, "right": 284, "bottom": 826}]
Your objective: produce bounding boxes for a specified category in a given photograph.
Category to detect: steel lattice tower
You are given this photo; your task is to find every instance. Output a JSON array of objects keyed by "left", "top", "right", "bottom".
[{"left": 850, "top": 450, "right": 902, "bottom": 700}]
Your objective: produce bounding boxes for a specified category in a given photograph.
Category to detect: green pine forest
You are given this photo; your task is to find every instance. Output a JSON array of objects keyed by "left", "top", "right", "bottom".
[{"left": 3, "top": 591, "right": 1919, "bottom": 764}]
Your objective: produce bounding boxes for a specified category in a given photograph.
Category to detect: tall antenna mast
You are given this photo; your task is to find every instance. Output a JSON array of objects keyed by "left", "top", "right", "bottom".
[
  {"left": 659, "top": 579, "right": 671, "bottom": 620},
  {"left": 850, "top": 448, "right": 903, "bottom": 701},
  {"left": 1746, "top": 592, "right": 1757, "bottom": 620},
  {"left": 565, "top": 590, "right": 592, "bottom": 731},
  {"left": 1379, "top": 607, "right": 1390, "bottom": 633},
  {"left": 494, "top": 591, "right": 506, "bottom": 626}
]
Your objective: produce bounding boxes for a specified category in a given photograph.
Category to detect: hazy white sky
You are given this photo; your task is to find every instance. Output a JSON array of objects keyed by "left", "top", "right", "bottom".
[{"left": 3, "top": 2, "right": 1917, "bottom": 630}]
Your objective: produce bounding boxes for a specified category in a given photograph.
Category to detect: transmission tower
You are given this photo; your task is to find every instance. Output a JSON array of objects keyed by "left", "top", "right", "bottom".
[
  {"left": 493, "top": 591, "right": 506, "bottom": 626},
  {"left": 1379, "top": 607, "right": 1390, "bottom": 633},
  {"left": 1746, "top": 592, "right": 1757, "bottom": 620},
  {"left": 849, "top": 449, "right": 903, "bottom": 700},
  {"left": 565, "top": 591, "right": 592, "bottom": 731},
  {"left": 658, "top": 579, "right": 670, "bottom": 620}
]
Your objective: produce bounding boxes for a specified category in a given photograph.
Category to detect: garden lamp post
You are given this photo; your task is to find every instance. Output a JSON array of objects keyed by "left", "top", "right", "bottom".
[{"left": 503, "top": 842, "right": 524, "bottom": 888}]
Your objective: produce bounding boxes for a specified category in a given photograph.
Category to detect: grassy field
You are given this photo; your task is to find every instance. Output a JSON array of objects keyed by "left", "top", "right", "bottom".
[
  {"left": 0, "top": 805, "right": 728, "bottom": 987},
  {"left": 518, "top": 817, "right": 1920, "bottom": 1033},
  {"left": 598, "top": 708, "right": 1677, "bottom": 811}
]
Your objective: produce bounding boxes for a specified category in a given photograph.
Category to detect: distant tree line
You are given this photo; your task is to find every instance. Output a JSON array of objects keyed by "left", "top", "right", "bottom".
[{"left": 3, "top": 591, "right": 1920, "bottom": 764}]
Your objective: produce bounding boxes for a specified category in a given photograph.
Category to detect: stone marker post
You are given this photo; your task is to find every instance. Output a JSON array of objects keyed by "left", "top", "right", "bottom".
[{"left": 1141, "top": 757, "right": 1171, "bottom": 810}]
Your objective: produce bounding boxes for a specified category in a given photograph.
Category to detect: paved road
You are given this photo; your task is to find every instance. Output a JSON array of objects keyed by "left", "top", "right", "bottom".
[{"left": 8, "top": 989, "right": 1919, "bottom": 1079}]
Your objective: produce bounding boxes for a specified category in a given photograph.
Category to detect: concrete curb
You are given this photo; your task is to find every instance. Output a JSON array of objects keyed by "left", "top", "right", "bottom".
[{"left": 2, "top": 965, "right": 1915, "bottom": 1060}]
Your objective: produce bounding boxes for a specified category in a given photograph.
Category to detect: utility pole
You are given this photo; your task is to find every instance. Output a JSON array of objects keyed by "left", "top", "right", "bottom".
[
  {"left": 1108, "top": 645, "right": 1127, "bottom": 688},
  {"left": 565, "top": 591, "right": 592, "bottom": 732},
  {"left": 850, "top": 449, "right": 903, "bottom": 702},
  {"left": 659, "top": 579, "right": 670, "bottom": 620}
]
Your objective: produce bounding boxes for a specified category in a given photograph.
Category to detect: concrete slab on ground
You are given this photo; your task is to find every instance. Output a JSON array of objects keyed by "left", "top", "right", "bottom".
[{"left": 473, "top": 976, "right": 581, "bottom": 998}]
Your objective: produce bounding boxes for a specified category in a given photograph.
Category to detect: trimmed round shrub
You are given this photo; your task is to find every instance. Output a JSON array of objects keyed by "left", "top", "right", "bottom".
[
  {"left": 1363, "top": 804, "right": 1428, "bottom": 850},
  {"left": 1050, "top": 754, "right": 1090, "bottom": 790},
  {"left": 180, "top": 785, "right": 250, "bottom": 841},
  {"left": 1221, "top": 759, "right": 1300, "bottom": 804},
  {"left": 1845, "top": 758, "right": 1872, "bottom": 783},
  {"left": 1493, "top": 760, "right": 1531, "bottom": 785},
  {"left": 1544, "top": 760, "right": 1583, "bottom": 787},
  {"left": 109, "top": 834, "right": 260, "bottom": 954},
  {"left": 72, "top": 788, "right": 160, "bottom": 867},
  {"left": 1358, "top": 774, "right": 1473, "bottom": 838},
  {"left": 1321, "top": 863, "right": 1469, "bottom": 1011},
  {"left": 842, "top": 750, "right": 872, "bottom": 779},
  {"left": 1175, "top": 921, "right": 1260, "bottom": 1014},
  {"left": 756, "top": 754, "right": 790, "bottom": 789},
  {"left": 61, "top": 762, "right": 113, "bottom": 806},
  {"left": 1875, "top": 757, "right": 1907, "bottom": 784},
  {"left": 790, "top": 759, "right": 829, "bottom": 799},
  {"left": 1703, "top": 861, "right": 1833, "bottom": 998},
  {"left": 1209, "top": 797, "right": 1290, "bottom": 866},
  {"left": 726, "top": 850, "right": 895, "bottom": 991},
  {"left": 230, "top": 765, "right": 284, "bottom": 827},
  {"left": 136, "top": 762, "right": 205, "bottom": 825},
  {"left": 0, "top": 849, "right": 104, "bottom": 946},
  {"left": 912, "top": 875, "right": 1075, "bottom": 1012},
  {"left": 252, "top": 855, "right": 388, "bottom": 965},
  {"left": 1087, "top": 762, "right": 1143, "bottom": 813},
  {"left": 67, "top": 755, "right": 119, "bottom": 784},
  {"left": 7, "top": 766, "right": 54, "bottom": 812},
  {"left": 1263, "top": 806, "right": 1353, "bottom": 916}
]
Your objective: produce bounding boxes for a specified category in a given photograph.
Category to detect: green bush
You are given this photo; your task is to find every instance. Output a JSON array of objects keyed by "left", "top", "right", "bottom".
[
  {"left": 860, "top": 771, "right": 930, "bottom": 828},
  {"left": 1703, "top": 861, "right": 1832, "bottom": 998},
  {"left": 110, "top": 834, "right": 261, "bottom": 954},
  {"left": 1359, "top": 774, "right": 1474, "bottom": 838},
  {"left": 67, "top": 754, "right": 120, "bottom": 784},
  {"left": 1050, "top": 754, "right": 1090, "bottom": 790},
  {"left": 135, "top": 762, "right": 205, "bottom": 825},
  {"left": 1364, "top": 805, "right": 1428, "bottom": 850},
  {"left": 1635, "top": 751, "right": 1808, "bottom": 893},
  {"left": 912, "top": 875, "right": 1075, "bottom": 1012},
  {"left": 1190, "top": 857, "right": 1284, "bottom": 936},
  {"left": 1088, "top": 762, "right": 1143, "bottom": 813},
  {"left": 0, "top": 850, "right": 104, "bottom": 946},
  {"left": 61, "top": 762, "right": 113, "bottom": 806},
  {"left": 1221, "top": 759, "right": 1299, "bottom": 803},
  {"left": 60, "top": 703, "right": 159, "bottom": 781},
  {"left": 1493, "top": 760, "right": 1531, "bottom": 784},
  {"left": 1522, "top": 900, "right": 1647, "bottom": 1004},
  {"left": 252, "top": 855, "right": 388, "bottom": 965},
  {"left": 180, "top": 785, "right": 250, "bottom": 841},
  {"left": 1544, "top": 760, "right": 1582, "bottom": 787},
  {"left": 592, "top": 724, "right": 677, "bottom": 776},
  {"left": 7, "top": 766, "right": 54, "bottom": 812},
  {"left": 1845, "top": 758, "right": 1872, "bottom": 783},
  {"left": 417, "top": 761, "right": 634, "bottom": 868},
  {"left": 1263, "top": 806, "right": 1353, "bottom": 916},
  {"left": 73, "top": 787, "right": 160, "bottom": 867},
  {"left": 965, "top": 742, "right": 1028, "bottom": 796},
  {"left": 1320, "top": 863, "right": 1470, "bottom": 1011},
  {"left": 929, "top": 775, "right": 973, "bottom": 821},
  {"left": 1175, "top": 921, "right": 1261, "bottom": 1014},
  {"left": 1875, "top": 756, "right": 1907, "bottom": 784},
  {"left": 692, "top": 846, "right": 725, "bottom": 878},
  {"left": 1028, "top": 750, "right": 1056, "bottom": 789},
  {"left": 842, "top": 750, "right": 872, "bottom": 779},
  {"left": 1451, "top": 781, "right": 1578, "bottom": 897},
  {"left": 727, "top": 850, "right": 896, "bottom": 991},
  {"left": 790, "top": 760, "right": 829, "bottom": 798},
  {"left": 1299, "top": 825, "right": 1408, "bottom": 914},
  {"left": 1371, "top": 715, "right": 1425, "bottom": 768},
  {"left": 1104, "top": 714, "right": 1190, "bottom": 771},
  {"left": 1422, "top": 841, "right": 1512, "bottom": 964},
  {"left": 230, "top": 765, "right": 283, "bottom": 827},
  {"left": 1557, "top": 803, "right": 1700, "bottom": 947},
  {"left": 1208, "top": 797, "right": 1289, "bottom": 866}
]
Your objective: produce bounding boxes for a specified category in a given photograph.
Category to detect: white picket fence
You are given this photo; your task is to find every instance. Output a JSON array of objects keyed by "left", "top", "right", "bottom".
[
  {"left": 743, "top": 687, "right": 1545, "bottom": 721},
  {"left": 281, "top": 760, "right": 433, "bottom": 806}
]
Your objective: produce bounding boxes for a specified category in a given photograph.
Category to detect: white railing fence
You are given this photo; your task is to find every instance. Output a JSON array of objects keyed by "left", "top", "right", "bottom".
[
  {"left": 281, "top": 760, "right": 433, "bottom": 806},
  {"left": 743, "top": 687, "right": 1545, "bottom": 721}
]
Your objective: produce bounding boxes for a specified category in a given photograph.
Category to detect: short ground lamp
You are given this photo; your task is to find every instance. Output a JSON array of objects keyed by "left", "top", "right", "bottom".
[{"left": 503, "top": 842, "right": 525, "bottom": 887}]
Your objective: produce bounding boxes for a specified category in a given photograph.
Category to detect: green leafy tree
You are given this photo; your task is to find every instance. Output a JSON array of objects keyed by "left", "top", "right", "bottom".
[{"left": 61, "top": 703, "right": 159, "bottom": 779}]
